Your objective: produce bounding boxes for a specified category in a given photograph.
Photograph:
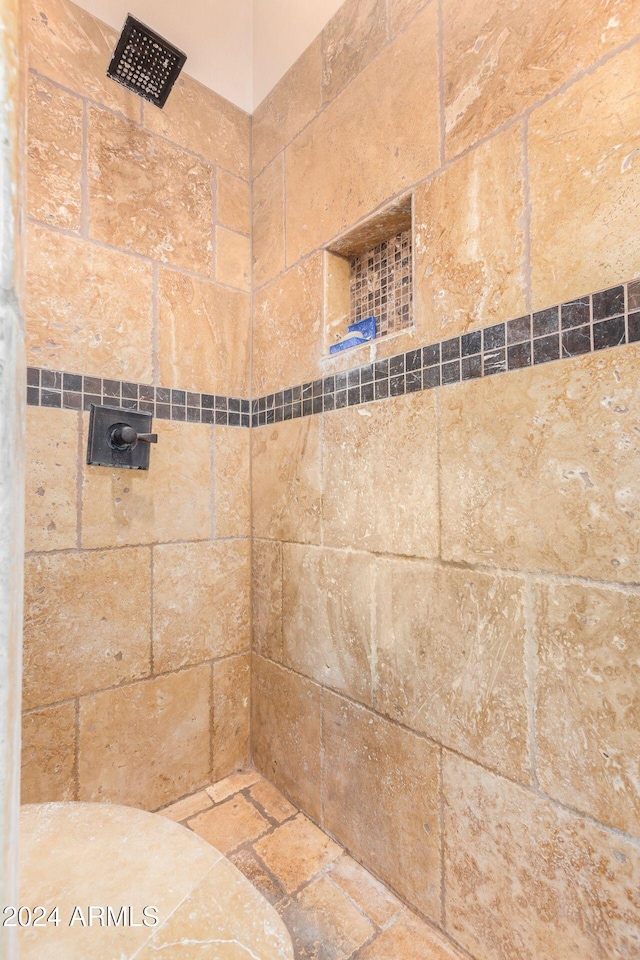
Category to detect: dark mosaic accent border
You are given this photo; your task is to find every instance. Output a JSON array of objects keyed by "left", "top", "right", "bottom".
[
  {"left": 26, "top": 369, "right": 250, "bottom": 428},
  {"left": 250, "top": 279, "right": 640, "bottom": 427},
  {"left": 25, "top": 279, "right": 640, "bottom": 431}
]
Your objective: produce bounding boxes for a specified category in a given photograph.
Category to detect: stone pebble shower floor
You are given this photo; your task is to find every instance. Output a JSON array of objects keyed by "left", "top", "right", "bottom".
[{"left": 159, "top": 768, "right": 464, "bottom": 960}]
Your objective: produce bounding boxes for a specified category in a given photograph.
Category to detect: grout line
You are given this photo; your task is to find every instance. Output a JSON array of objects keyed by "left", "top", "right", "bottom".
[
  {"left": 214, "top": 661, "right": 216, "bottom": 784},
  {"left": 434, "top": 390, "right": 443, "bottom": 561},
  {"left": 369, "top": 553, "right": 378, "bottom": 713},
  {"left": 248, "top": 106, "right": 256, "bottom": 767},
  {"left": 210, "top": 427, "right": 217, "bottom": 540},
  {"left": 439, "top": 745, "right": 446, "bottom": 929},
  {"left": 282, "top": 149, "right": 287, "bottom": 274},
  {"left": 277, "top": 541, "right": 284, "bottom": 662},
  {"left": 436, "top": 0, "right": 446, "bottom": 166},
  {"left": 75, "top": 411, "right": 83, "bottom": 549},
  {"left": 211, "top": 167, "right": 218, "bottom": 279},
  {"left": 524, "top": 575, "right": 539, "bottom": 788},
  {"left": 320, "top": 687, "right": 325, "bottom": 829},
  {"left": 149, "top": 545, "right": 155, "bottom": 675},
  {"left": 80, "top": 99, "right": 90, "bottom": 238},
  {"left": 73, "top": 698, "right": 80, "bottom": 801},
  {"left": 324, "top": 872, "right": 385, "bottom": 936},
  {"left": 151, "top": 261, "right": 159, "bottom": 385},
  {"left": 25, "top": 535, "right": 252, "bottom": 560},
  {"left": 520, "top": 116, "right": 533, "bottom": 313}
]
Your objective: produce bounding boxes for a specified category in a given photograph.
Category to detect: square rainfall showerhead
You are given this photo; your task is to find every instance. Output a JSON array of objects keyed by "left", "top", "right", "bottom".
[{"left": 107, "top": 15, "right": 187, "bottom": 109}]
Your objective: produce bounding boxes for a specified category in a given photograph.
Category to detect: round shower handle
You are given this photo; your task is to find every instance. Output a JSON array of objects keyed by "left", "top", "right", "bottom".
[{"left": 111, "top": 424, "right": 158, "bottom": 448}]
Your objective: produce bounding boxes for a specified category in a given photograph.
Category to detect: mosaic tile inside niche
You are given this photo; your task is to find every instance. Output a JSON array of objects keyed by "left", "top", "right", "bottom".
[{"left": 350, "top": 230, "right": 413, "bottom": 338}]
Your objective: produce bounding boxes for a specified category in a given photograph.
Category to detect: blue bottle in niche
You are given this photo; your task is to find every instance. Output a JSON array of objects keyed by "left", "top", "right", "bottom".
[{"left": 329, "top": 316, "right": 376, "bottom": 354}]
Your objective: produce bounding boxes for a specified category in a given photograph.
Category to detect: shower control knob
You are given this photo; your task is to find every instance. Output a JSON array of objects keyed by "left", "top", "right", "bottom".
[
  {"left": 87, "top": 405, "right": 157, "bottom": 470},
  {"left": 111, "top": 423, "right": 158, "bottom": 449}
]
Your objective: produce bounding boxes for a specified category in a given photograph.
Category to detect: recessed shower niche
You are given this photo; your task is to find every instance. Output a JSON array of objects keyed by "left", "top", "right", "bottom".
[{"left": 323, "top": 194, "right": 414, "bottom": 357}]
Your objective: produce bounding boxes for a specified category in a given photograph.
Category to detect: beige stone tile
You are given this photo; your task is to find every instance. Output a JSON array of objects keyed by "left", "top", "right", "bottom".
[
  {"left": 135, "top": 856, "right": 293, "bottom": 960},
  {"left": 253, "top": 255, "right": 323, "bottom": 394},
  {"left": 389, "top": 0, "right": 430, "bottom": 36},
  {"left": 250, "top": 779, "right": 297, "bottom": 823},
  {"left": 253, "top": 37, "right": 322, "bottom": 177},
  {"left": 440, "top": 349, "right": 640, "bottom": 582},
  {"left": 18, "top": 802, "right": 223, "bottom": 960},
  {"left": 213, "top": 654, "right": 251, "bottom": 781},
  {"left": 23, "top": 547, "right": 151, "bottom": 710},
  {"left": 216, "top": 226, "right": 251, "bottom": 292},
  {"left": 254, "top": 814, "right": 342, "bottom": 894},
  {"left": 253, "top": 154, "right": 285, "bottom": 289},
  {"left": 322, "top": 0, "right": 387, "bottom": 104},
  {"left": 26, "top": 0, "right": 139, "bottom": 119},
  {"left": 375, "top": 558, "right": 530, "bottom": 783},
  {"left": 158, "top": 790, "right": 213, "bottom": 823},
  {"left": 360, "top": 910, "right": 464, "bottom": 959},
  {"left": 78, "top": 664, "right": 210, "bottom": 809},
  {"left": 284, "top": 875, "right": 375, "bottom": 959},
  {"left": 21, "top": 702, "right": 76, "bottom": 804},
  {"left": 229, "top": 847, "right": 289, "bottom": 910},
  {"left": 444, "top": 751, "right": 640, "bottom": 960},
  {"left": 88, "top": 107, "right": 213, "bottom": 274},
  {"left": 530, "top": 45, "right": 640, "bottom": 308},
  {"left": 158, "top": 269, "right": 250, "bottom": 396},
  {"left": 81, "top": 418, "right": 212, "bottom": 549},
  {"left": 414, "top": 127, "right": 526, "bottom": 341},
  {"left": 213, "top": 427, "right": 250, "bottom": 538},
  {"left": 25, "top": 406, "right": 78, "bottom": 552},
  {"left": 328, "top": 855, "right": 402, "bottom": 926},
  {"left": 252, "top": 657, "right": 322, "bottom": 821},
  {"left": 286, "top": 5, "right": 439, "bottom": 264},
  {"left": 217, "top": 168, "right": 250, "bottom": 235},
  {"left": 324, "top": 691, "right": 441, "bottom": 921},
  {"left": 252, "top": 539, "right": 283, "bottom": 662},
  {"left": 26, "top": 223, "right": 153, "bottom": 381},
  {"left": 535, "top": 580, "right": 640, "bottom": 836},
  {"left": 283, "top": 544, "right": 374, "bottom": 706},
  {"left": 143, "top": 73, "right": 250, "bottom": 178},
  {"left": 27, "top": 73, "right": 82, "bottom": 230},
  {"left": 323, "top": 392, "right": 439, "bottom": 557},
  {"left": 252, "top": 417, "right": 322, "bottom": 545},
  {"left": 189, "top": 794, "right": 269, "bottom": 854},
  {"left": 443, "top": 0, "right": 640, "bottom": 158},
  {"left": 323, "top": 249, "right": 351, "bottom": 350},
  {"left": 206, "top": 768, "right": 262, "bottom": 804},
  {"left": 153, "top": 540, "right": 250, "bottom": 672}
]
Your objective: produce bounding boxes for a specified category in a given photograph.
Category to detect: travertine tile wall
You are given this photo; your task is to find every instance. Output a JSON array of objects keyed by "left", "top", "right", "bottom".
[
  {"left": 250, "top": 1, "right": 640, "bottom": 958},
  {"left": 21, "top": 0, "right": 252, "bottom": 809}
]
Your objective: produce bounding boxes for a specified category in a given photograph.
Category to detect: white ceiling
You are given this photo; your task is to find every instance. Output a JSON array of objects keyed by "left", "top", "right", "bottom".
[{"left": 74, "top": 0, "right": 345, "bottom": 112}]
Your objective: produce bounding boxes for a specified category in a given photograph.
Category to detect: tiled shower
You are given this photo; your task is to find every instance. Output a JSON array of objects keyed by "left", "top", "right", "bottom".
[{"left": 3, "top": 0, "right": 640, "bottom": 956}]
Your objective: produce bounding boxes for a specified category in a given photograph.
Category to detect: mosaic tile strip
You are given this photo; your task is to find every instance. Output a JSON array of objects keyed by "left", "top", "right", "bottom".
[
  {"left": 350, "top": 230, "right": 413, "bottom": 339},
  {"left": 26, "top": 279, "right": 640, "bottom": 431},
  {"left": 250, "top": 279, "right": 640, "bottom": 426},
  {"left": 26, "top": 369, "right": 251, "bottom": 428}
]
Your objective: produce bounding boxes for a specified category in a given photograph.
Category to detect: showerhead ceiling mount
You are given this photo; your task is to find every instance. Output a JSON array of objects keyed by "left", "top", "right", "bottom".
[{"left": 107, "top": 14, "right": 187, "bottom": 109}]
